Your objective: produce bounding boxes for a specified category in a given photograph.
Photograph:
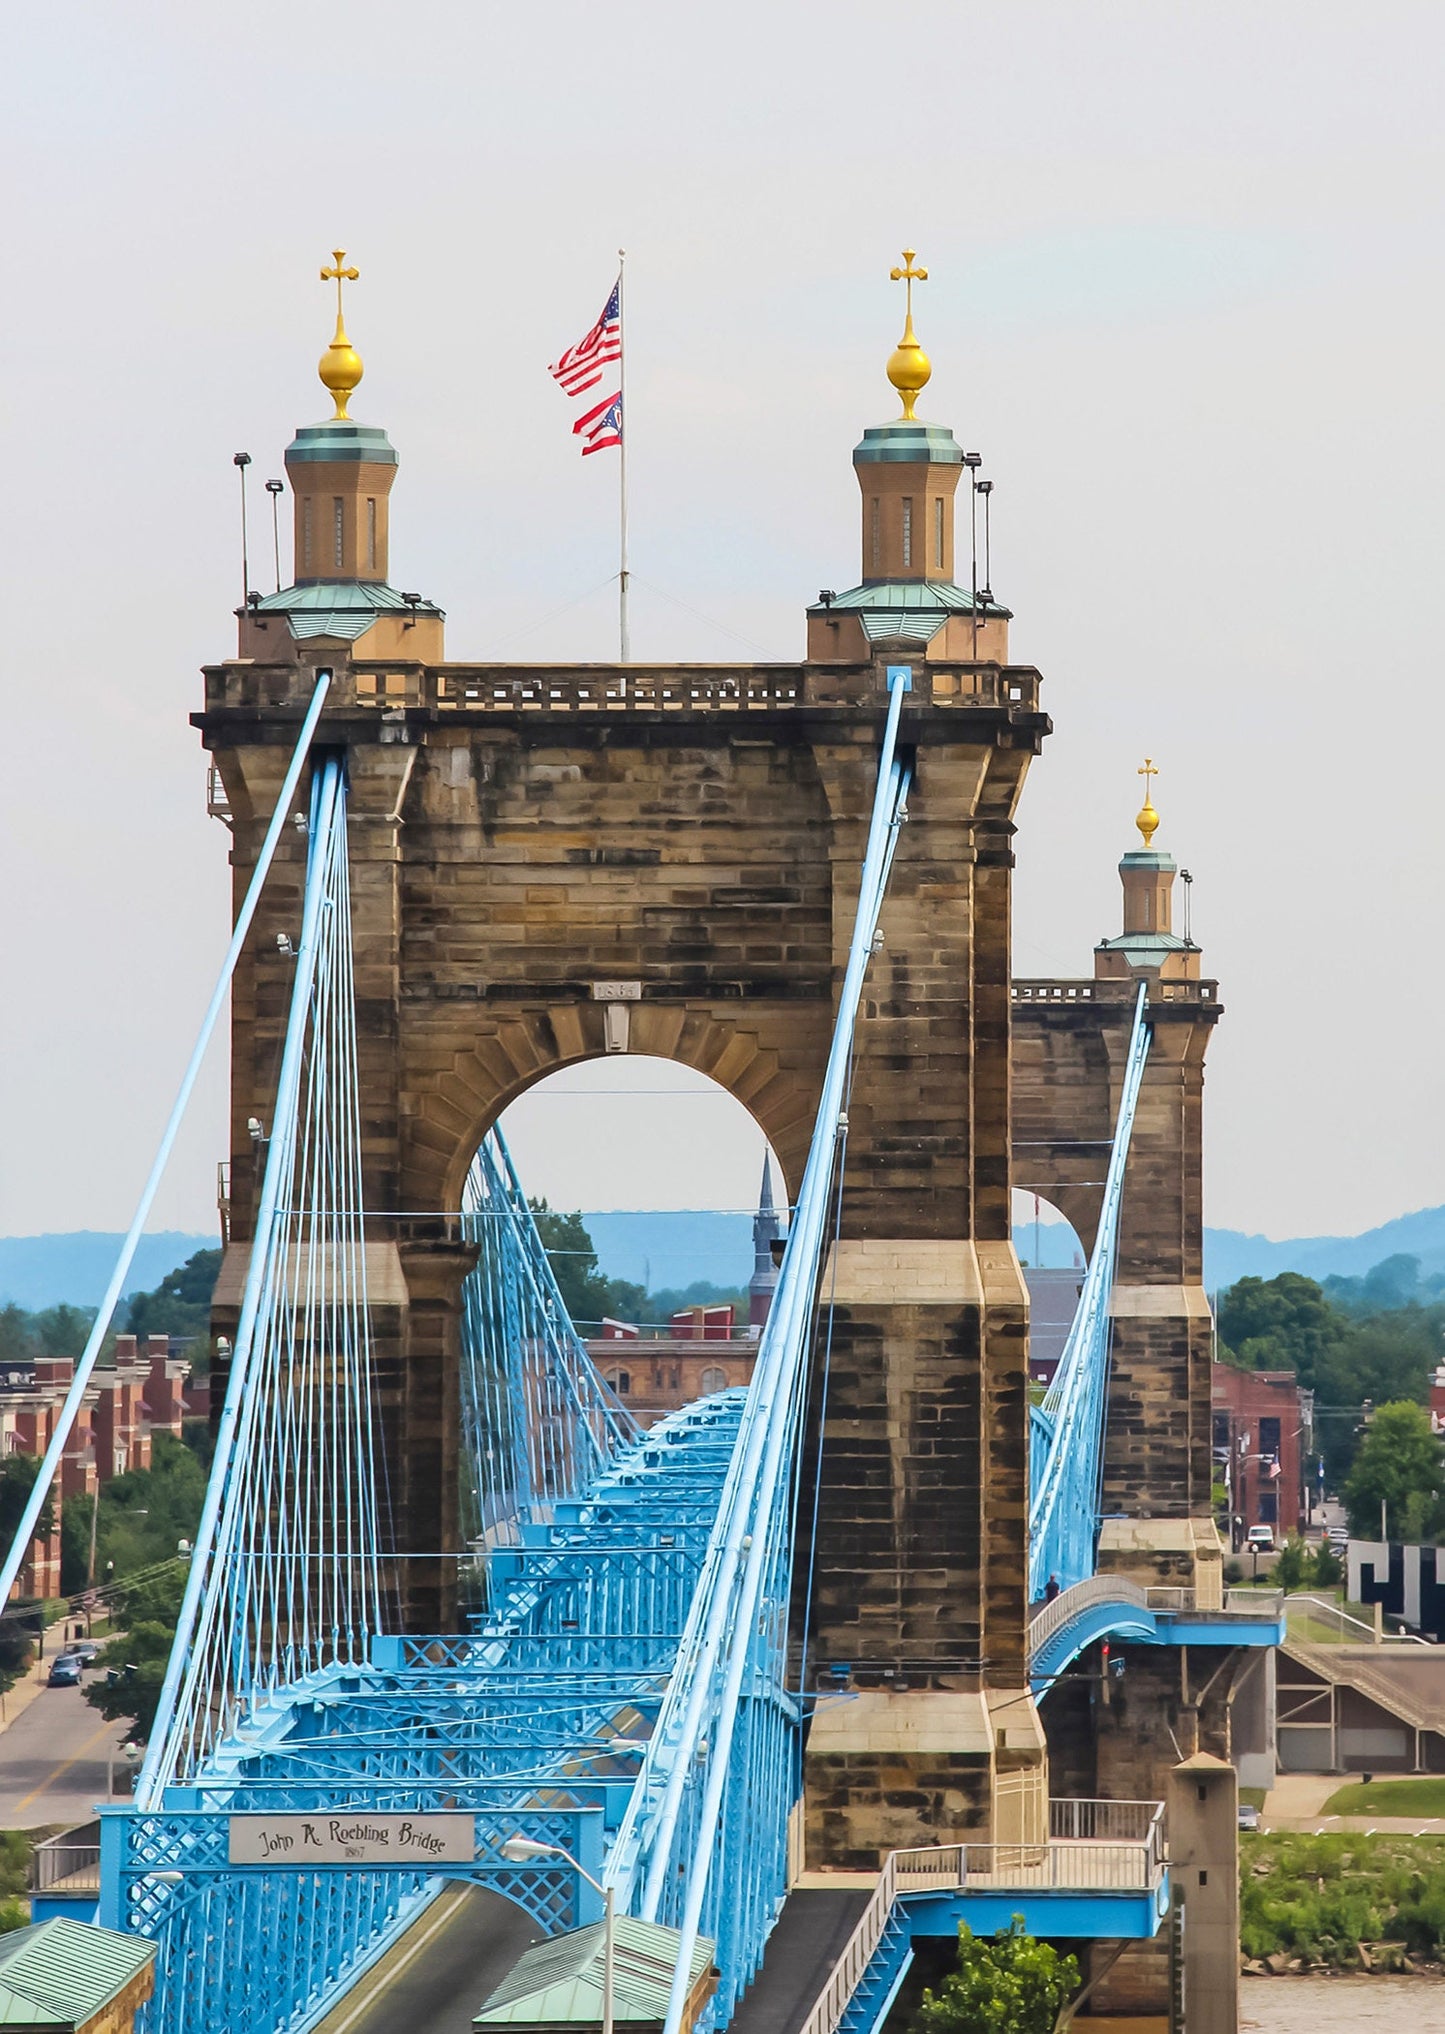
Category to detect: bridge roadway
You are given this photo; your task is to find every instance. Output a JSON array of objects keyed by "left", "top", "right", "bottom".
[
  {"left": 312, "top": 1883, "right": 872, "bottom": 2034},
  {"left": 311, "top": 1886, "right": 541, "bottom": 2034}
]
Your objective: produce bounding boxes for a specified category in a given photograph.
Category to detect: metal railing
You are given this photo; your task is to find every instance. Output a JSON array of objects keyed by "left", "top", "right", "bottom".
[
  {"left": 797, "top": 1809, "right": 1166, "bottom": 2034},
  {"left": 1048, "top": 1797, "right": 1161, "bottom": 1844},
  {"left": 1012, "top": 978, "right": 1218, "bottom": 1007},
  {"left": 1028, "top": 1576, "right": 1285, "bottom": 1657},
  {"left": 796, "top": 1847, "right": 964, "bottom": 2034},
  {"left": 201, "top": 660, "right": 1044, "bottom": 720},
  {"left": 1278, "top": 1592, "right": 1431, "bottom": 1645},
  {"left": 33, "top": 1823, "right": 101, "bottom": 1893}
]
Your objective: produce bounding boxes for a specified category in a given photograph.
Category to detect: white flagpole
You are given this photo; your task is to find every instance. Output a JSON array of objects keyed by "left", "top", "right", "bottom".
[{"left": 618, "top": 247, "right": 630, "bottom": 662}]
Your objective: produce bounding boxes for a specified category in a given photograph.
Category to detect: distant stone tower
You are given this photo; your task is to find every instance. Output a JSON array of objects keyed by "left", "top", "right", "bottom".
[
  {"left": 1012, "top": 763, "right": 1221, "bottom": 1555},
  {"left": 748, "top": 1157, "right": 782, "bottom": 1330}
]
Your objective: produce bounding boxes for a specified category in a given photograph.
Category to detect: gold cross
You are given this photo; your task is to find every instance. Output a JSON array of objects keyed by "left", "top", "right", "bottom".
[
  {"left": 321, "top": 249, "right": 359, "bottom": 326},
  {"left": 889, "top": 248, "right": 928, "bottom": 322},
  {"left": 1138, "top": 757, "right": 1159, "bottom": 798}
]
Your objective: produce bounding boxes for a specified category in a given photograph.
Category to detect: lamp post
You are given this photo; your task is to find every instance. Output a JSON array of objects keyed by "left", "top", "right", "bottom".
[{"left": 498, "top": 1835, "right": 614, "bottom": 2034}]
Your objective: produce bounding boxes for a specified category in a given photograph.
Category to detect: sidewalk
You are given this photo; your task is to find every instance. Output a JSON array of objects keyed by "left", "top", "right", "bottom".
[{"left": 0, "top": 1660, "right": 54, "bottom": 1741}]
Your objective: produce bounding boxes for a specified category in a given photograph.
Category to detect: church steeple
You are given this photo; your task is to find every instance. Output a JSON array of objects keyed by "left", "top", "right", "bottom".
[{"left": 748, "top": 1157, "right": 783, "bottom": 1332}]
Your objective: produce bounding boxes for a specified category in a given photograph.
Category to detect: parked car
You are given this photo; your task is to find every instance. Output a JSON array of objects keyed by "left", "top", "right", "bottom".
[
  {"left": 1246, "top": 1525, "right": 1276, "bottom": 1554},
  {"left": 1238, "top": 1804, "right": 1261, "bottom": 1832},
  {"left": 46, "top": 1655, "right": 83, "bottom": 1688},
  {"left": 59, "top": 1640, "right": 98, "bottom": 1667},
  {"left": 1327, "top": 1527, "right": 1349, "bottom": 1550}
]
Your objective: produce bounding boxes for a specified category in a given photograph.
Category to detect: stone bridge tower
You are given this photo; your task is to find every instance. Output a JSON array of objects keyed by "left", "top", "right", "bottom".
[
  {"left": 202, "top": 253, "right": 1051, "bottom": 1866},
  {"left": 1011, "top": 766, "right": 1222, "bottom": 1593}
]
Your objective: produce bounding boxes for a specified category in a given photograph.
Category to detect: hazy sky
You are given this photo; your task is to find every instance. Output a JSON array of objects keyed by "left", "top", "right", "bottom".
[{"left": 2, "top": 3, "right": 1442, "bottom": 1243}]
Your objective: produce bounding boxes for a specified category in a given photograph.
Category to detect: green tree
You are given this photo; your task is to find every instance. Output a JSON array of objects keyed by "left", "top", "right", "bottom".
[
  {"left": 85, "top": 1563, "right": 188, "bottom": 1740},
  {"left": 528, "top": 1202, "right": 646, "bottom": 1327},
  {"left": 1217, "top": 1273, "right": 1343, "bottom": 1381},
  {"left": 61, "top": 1493, "right": 95, "bottom": 1595},
  {"left": 93, "top": 1431, "right": 209, "bottom": 1579},
  {"left": 0, "top": 1305, "right": 35, "bottom": 1365},
  {"left": 126, "top": 1248, "right": 222, "bottom": 1343},
  {"left": 1273, "top": 1534, "right": 1311, "bottom": 1591},
  {"left": 1310, "top": 1541, "right": 1343, "bottom": 1589},
  {"left": 1344, "top": 1402, "right": 1445, "bottom": 1542},
  {"left": 31, "top": 1303, "right": 96, "bottom": 1359},
  {"left": 913, "top": 1919, "right": 1078, "bottom": 2034}
]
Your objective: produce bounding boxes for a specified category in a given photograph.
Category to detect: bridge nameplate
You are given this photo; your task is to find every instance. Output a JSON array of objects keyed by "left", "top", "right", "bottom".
[{"left": 227, "top": 1813, "right": 476, "bottom": 1867}]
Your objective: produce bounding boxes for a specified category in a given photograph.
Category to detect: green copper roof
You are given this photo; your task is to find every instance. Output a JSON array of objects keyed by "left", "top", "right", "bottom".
[
  {"left": 0, "top": 1919, "right": 155, "bottom": 2027},
  {"left": 284, "top": 422, "right": 398, "bottom": 467},
  {"left": 853, "top": 422, "right": 964, "bottom": 466},
  {"left": 251, "top": 579, "right": 444, "bottom": 643},
  {"left": 1097, "top": 931, "right": 1192, "bottom": 960},
  {"left": 808, "top": 578, "right": 1010, "bottom": 646},
  {"left": 1120, "top": 848, "right": 1177, "bottom": 874},
  {"left": 473, "top": 1916, "right": 714, "bottom": 2027}
]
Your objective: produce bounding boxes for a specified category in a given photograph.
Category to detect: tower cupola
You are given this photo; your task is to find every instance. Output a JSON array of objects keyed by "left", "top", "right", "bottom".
[
  {"left": 1095, "top": 760, "right": 1201, "bottom": 982},
  {"left": 807, "top": 250, "right": 1010, "bottom": 663},
  {"left": 237, "top": 250, "right": 444, "bottom": 661}
]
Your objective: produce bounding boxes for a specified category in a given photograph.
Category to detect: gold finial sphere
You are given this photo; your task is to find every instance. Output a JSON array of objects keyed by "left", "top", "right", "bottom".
[
  {"left": 1135, "top": 756, "right": 1161, "bottom": 847},
  {"left": 319, "top": 249, "right": 363, "bottom": 421},
  {"left": 887, "top": 248, "right": 931, "bottom": 420}
]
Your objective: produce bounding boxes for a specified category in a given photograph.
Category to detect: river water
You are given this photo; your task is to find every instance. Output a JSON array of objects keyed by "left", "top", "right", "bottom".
[{"left": 1239, "top": 1974, "right": 1445, "bottom": 2030}]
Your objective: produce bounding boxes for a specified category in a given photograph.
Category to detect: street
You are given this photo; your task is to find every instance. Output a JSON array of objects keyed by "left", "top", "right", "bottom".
[{"left": 0, "top": 1671, "right": 132, "bottom": 1830}]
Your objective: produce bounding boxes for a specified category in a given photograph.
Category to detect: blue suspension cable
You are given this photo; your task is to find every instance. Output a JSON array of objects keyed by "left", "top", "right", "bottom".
[{"left": 0, "top": 673, "right": 332, "bottom": 1614}]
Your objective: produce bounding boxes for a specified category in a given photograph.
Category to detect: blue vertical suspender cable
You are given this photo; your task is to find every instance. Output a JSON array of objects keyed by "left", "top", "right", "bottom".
[
  {"left": 0, "top": 674, "right": 332, "bottom": 1616},
  {"left": 140, "top": 753, "right": 345, "bottom": 1803}
]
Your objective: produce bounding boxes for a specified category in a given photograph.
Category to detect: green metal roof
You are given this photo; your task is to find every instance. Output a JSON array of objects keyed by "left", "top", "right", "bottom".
[
  {"left": 251, "top": 579, "right": 445, "bottom": 643},
  {"left": 0, "top": 1982, "right": 70, "bottom": 2028},
  {"left": 807, "top": 578, "right": 1010, "bottom": 646},
  {"left": 284, "top": 422, "right": 398, "bottom": 468},
  {"left": 473, "top": 1916, "right": 714, "bottom": 2027},
  {"left": 853, "top": 421, "right": 964, "bottom": 466},
  {"left": 0, "top": 1919, "right": 155, "bottom": 2028},
  {"left": 1096, "top": 931, "right": 1192, "bottom": 960},
  {"left": 1119, "top": 848, "right": 1177, "bottom": 873}
]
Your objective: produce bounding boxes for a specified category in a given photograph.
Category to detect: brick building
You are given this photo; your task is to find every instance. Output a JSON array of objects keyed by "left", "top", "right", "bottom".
[
  {"left": 586, "top": 1163, "right": 783, "bottom": 1424},
  {"left": 1211, "top": 1361, "right": 1314, "bottom": 1547},
  {"left": 0, "top": 1336, "right": 191, "bottom": 1599},
  {"left": 589, "top": 1307, "right": 759, "bottom": 1427}
]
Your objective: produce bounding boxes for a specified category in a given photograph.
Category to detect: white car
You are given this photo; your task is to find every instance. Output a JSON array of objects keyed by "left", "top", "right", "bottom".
[{"left": 1246, "top": 1526, "right": 1275, "bottom": 1553}]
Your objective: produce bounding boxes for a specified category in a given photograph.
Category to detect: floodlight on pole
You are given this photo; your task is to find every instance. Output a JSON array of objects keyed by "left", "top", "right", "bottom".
[
  {"left": 497, "top": 1835, "right": 614, "bottom": 2034},
  {"left": 265, "top": 479, "right": 285, "bottom": 591}
]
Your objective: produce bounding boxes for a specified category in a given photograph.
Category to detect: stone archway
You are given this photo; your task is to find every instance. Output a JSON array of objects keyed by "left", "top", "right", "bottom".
[{"left": 410, "top": 1002, "right": 824, "bottom": 1220}]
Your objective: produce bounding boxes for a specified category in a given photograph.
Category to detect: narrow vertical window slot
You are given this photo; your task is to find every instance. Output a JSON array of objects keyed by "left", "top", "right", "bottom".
[
  {"left": 901, "top": 497, "right": 912, "bottom": 568},
  {"left": 871, "top": 498, "right": 881, "bottom": 572},
  {"left": 302, "top": 498, "right": 312, "bottom": 573},
  {"left": 367, "top": 498, "right": 377, "bottom": 572},
  {"left": 333, "top": 497, "right": 345, "bottom": 572},
  {"left": 934, "top": 497, "right": 944, "bottom": 569}
]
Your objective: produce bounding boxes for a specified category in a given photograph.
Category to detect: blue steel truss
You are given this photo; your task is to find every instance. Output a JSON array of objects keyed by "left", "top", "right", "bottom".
[
  {"left": 97, "top": 669, "right": 916, "bottom": 2034},
  {"left": 1027, "top": 981, "right": 1150, "bottom": 1602}
]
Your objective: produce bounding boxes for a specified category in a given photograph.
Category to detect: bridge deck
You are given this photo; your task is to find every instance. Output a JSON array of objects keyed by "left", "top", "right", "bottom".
[
  {"left": 310, "top": 1885, "right": 541, "bottom": 2034},
  {"left": 726, "top": 1889, "right": 872, "bottom": 2034}
]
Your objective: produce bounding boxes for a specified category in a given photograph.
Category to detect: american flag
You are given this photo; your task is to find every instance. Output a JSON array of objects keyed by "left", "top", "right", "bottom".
[
  {"left": 549, "top": 280, "right": 622, "bottom": 397},
  {"left": 573, "top": 389, "right": 623, "bottom": 456}
]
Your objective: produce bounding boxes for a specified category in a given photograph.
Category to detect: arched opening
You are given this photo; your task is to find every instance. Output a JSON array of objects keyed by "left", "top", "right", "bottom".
[
  {"left": 492, "top": 1054, "right": 788, "bottom": 1427},
  {"left": 1012, "top": 1189, "right": 1087, "bottom": 1389}
]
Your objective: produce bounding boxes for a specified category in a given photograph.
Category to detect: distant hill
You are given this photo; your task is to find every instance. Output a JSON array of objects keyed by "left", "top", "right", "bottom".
[
  {"left": 10, "top": 1203, "right": 1445, "bottom": 1312},
  {"left": 0, "top": 1232, "right": 216, "bottom": 1311},
  {"left": 1203, "top": 1204, "right": 1445, "bottom": 1292},
  {"left": 586, "top": 1211, "right": 756, "bottom": 1292}
]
